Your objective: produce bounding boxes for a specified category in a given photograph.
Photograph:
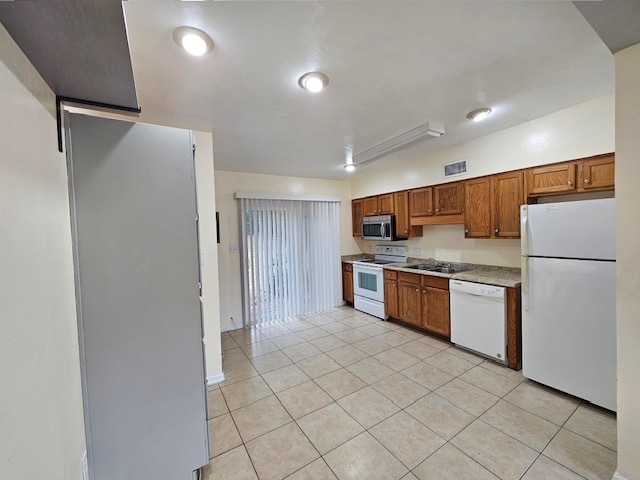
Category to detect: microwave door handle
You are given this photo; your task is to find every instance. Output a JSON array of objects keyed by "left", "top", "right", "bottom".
[{"left": 380, "top": 223, "right": 385, "bottom": 238}]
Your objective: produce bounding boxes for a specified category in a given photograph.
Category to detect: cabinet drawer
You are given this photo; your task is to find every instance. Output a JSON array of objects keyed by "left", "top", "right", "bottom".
[
  {"left": 342, "top": 263, "right": 353, "bottom": 272},
  {"left": 422, "top": 275, "right": 449, "bottom": 290},
  {"left": 398, "top": 271, "right": 420, "bottom": 284},
  {"left": 384, "top": 269, "right": 397, "bottom": 280}
]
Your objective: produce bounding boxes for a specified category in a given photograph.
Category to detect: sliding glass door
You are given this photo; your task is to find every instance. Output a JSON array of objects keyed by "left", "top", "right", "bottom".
[{"left": 238, "top": 197, "right": 341, "bottom": 325}]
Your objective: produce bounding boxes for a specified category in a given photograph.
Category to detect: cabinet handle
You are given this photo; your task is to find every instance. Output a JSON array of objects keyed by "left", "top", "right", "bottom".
[
  {"left": 495, "top": 228, "right": 499, "bottom": 233},
  {"left": 415, "top": 289, "right": 419, "bottom": 292},
  {"left": 465, "top": 229, "right": 469, "bottom": 233},
  {"left": 423, "top": 290, "right": 426, "bottom": 294},
  {"left": 567, "top": 181, "right": 572, "bottom": 186},
  {"left": 584, "top": 179, "right": 590, "bottom": 184},
  {"left": 428, "top": 209, "right": 431, "bottom": 213},
  {"left": 435, "top": 209, "right": 439, "bottom": 213}
]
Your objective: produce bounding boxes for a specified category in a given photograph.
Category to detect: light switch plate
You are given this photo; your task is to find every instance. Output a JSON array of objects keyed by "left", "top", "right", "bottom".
[
  {"left": 413, "top": 247, "right": 421, "bottom": 256},
  {"left": 229, "top": 244, "right": 239, "bottom": 253}
]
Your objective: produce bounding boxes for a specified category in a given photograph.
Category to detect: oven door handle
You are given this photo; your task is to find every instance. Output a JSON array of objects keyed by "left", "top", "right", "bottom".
[{"left": 353, "top": 263, "right": 383, "bottom": 274}]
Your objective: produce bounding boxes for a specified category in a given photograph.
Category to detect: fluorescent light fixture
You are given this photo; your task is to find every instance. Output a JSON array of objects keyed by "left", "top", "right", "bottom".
[
  {"left": 298, "top": 72, "right": 329, "bottom": 93},
  {"left": 466, "top": 107, "right": 492, "bottom": 122},
  {"left": 353, "top": 123, "right": 444, "bottom": 165},
  {"left": 173, "top": 26, "right": 214, "bottom": 56}
]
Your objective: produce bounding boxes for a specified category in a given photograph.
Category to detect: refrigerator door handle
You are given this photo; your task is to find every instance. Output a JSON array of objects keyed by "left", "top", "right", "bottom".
[
  {"left": 521, "top": 256, "right": 529, "bottom": 311},
  {"left": 520, "top": 205, "right": 529, "bottom": 311},
  {"left": 520, "top": 205, "right": 528, "bottom": 256}
]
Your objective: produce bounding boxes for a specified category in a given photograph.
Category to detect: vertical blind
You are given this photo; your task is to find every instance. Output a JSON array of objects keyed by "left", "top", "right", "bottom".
[{"left": 239, "top": 197, "right": 341, "bottom": 326}]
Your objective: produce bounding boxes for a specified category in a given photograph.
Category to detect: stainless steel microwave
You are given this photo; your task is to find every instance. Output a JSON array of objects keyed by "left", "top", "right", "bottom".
[{"left": 362, "top": 215, "right": 395, "bottom": 241}]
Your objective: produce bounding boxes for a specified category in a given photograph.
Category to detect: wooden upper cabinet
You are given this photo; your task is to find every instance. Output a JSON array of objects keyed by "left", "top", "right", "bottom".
[
  {"left": 525, "top": 163, "right": 577, "bottom": 196},
  {"left": 525, "top": 154, "right": 615, "bottom": 198},
  {"left": 464, "top": 177, "right": 492, "bottom": 238},
  {"left": 579, "top": 154, "right": 615, "bottom": 191},
  {"left": 434, "top": 182, "right": 464, "bottom": 216},
  {"left": 362, "top": 196, "right": 379, "bottom": 216},
  {"left": 409, "top": 187, "right": 433, "bottom": 217},
  {"left": 378, "top": 193, "right": 394, "bottom": 214},
  {"left": 362, "top": 193, "right": 394, "bottom": 216},
  {"left": 352, "top": 199, "right": 363, "bottom": 237},
  {"left": 493, "top": 171, "right": 524, "bottom": 238},
  {"left": 394, "top": 191, "right": 410, "bottom": 238}
]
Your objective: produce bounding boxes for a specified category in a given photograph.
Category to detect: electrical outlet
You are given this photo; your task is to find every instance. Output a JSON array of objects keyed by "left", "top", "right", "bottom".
[
  {"left": 229, "top": 244, "right": 239, "bottom": 253},
  {"left": 413, "top": 247, "right": 421, "bottom": 256}
]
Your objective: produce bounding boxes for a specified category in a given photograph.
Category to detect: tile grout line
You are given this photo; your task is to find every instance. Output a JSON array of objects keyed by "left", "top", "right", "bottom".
[{"left": 218, "top": 308, "right": 613, "bottom": 480}]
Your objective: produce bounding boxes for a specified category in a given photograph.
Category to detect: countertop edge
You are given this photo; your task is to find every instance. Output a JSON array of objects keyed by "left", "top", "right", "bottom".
[{"left": 341, "top": 255, "right": 521, "bottom": 288}]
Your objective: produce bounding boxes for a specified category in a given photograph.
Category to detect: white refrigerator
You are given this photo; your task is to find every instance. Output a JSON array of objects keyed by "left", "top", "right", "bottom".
[{"left": 521, "top": 198, "right": 616, "bottom": 411}]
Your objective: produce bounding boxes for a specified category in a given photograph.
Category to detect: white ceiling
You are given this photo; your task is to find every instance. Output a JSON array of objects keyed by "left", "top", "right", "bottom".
[{"left": 124, "top": 1, "right": 614, "bottom": 181}]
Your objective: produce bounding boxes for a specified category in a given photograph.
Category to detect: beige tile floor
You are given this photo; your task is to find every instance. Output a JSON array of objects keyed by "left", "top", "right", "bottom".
[{"left": 202, "top": 307, "right": 617, "bottom": 480}]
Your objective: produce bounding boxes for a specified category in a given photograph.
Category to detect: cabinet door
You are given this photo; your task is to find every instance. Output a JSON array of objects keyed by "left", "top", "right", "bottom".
[
  {"left": 343, "top": 269, "right": 354, "bottom": 303},
  {"left": 422, "top": 287, "right": 450, "bottom": 337},
  {"left": 525, "top": 163, "right": 576, "bottom": 196},
  {"left": 384, "top": 278, "right": 399, "bottom": 318},
  {"left": 410, "top": 187, "right": 433, "bottom": 217},
  {"left": 579, "top": 155, "right": 615, "bottom": 191},
  {"left": 378, "top": 194, "right": 394, "bottom": 215},
  {"left": 398, "top": 277, "right": 422, "bottom": 326},
  {"left": 363, "top": 197, "right": 379, "bottom": 216},
  {"left": 434, "top": 182, "right": 464, "bottom": 215},
  {"left": 394, "top": 191, "right": 410, "bottom": 238},
  {"left": 352, "top": 199, "right": 363, "bottom": 236},
  {"left": 464, "top": 178, "right": 491, "bottom": 238},
  {"left": 493, "top": 171, "right": 524, "bottom": 238}
]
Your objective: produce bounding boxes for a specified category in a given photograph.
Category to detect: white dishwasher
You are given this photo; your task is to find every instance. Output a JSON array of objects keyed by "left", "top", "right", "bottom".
[{"left": 450, "top": 279, "right": 507, "bottom": 364}]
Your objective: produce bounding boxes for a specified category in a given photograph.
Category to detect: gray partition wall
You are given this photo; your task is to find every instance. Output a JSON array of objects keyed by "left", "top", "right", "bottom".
[{"left": 66, "top": 114, "right": 209, "bottom": 480}]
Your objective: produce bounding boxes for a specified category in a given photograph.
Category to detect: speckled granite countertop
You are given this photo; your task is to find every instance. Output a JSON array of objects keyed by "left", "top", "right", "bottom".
[
  {"left": 341, "top": 254, "right": 373, "bottom": 263},
  {"left": 341, "top": 255, "right": 521, "bottom": 288}
]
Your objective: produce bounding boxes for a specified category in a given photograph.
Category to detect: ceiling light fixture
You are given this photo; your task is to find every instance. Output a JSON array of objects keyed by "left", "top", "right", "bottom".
[
  {"left": 344, "top": 163, "right": 356, "bottom": 172},
  {"left": 298, "top": 72, "right": 329, "bottom": 93},
  {"left": 353, "top": 123, "right": 445, "bottom": 165},
  {"left": 466, "top": 107, "right": 492, "bottom": 122},
  {"left": 173, "top": 26, "right": 214, "bottom": 56}
]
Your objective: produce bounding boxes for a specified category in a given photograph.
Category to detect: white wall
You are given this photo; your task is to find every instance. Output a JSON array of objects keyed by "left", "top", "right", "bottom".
[
  {"left": 350, "top": 94, "right": 615, "bottom": 267},
  {"left": 215, "top": 170, "right": 358, "bottom": 330},
  {"left": 0, "top": 24, "right": 85, "bottom": 479},
  {"left": 614, "top": 42, "right": 640, "bottom": 480},
  {"left": 193, "top": 132, "right": 223, "bottom": 382}
]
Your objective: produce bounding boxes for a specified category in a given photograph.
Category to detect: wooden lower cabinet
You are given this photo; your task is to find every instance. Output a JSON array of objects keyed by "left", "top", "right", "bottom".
[
  {"left": 422, "top": 286, "right": 450, "bottom": 336},
  {"left": 396, "top": 272, "right": 450, "bottom": 337},
  {"left": 342, "top": 263, "right": 353, "bottom": 304},
  {"left": 384, "top": 278, "right": 399, "bottom": 318},
  {"left": 398, "top": 274, "right": 422, "bottom": 327}
]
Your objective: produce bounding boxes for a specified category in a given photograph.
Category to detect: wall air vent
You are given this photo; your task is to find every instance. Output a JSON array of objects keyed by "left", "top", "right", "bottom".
[{"left": 443, "top": 158, "right": 469, "bottom": 178}]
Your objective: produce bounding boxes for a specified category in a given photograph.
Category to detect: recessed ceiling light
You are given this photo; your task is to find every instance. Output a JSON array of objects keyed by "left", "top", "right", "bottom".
[
  {"left": 173, "top": 26, "right": 214, "bottom": 56},
  {"left": 466, "top": 108, "right": 492, "bottom": 122},
  {"left": 298, "top": 72, "right": 329, "bottom": 93},
  {"left": 344, "top": 164, "right": 356, "bottom": 172}
]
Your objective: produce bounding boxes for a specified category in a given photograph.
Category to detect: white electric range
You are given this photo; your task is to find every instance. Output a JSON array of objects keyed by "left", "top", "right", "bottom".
[{"left": 351, "top": 245, "right": 408, "bottom": 319}]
